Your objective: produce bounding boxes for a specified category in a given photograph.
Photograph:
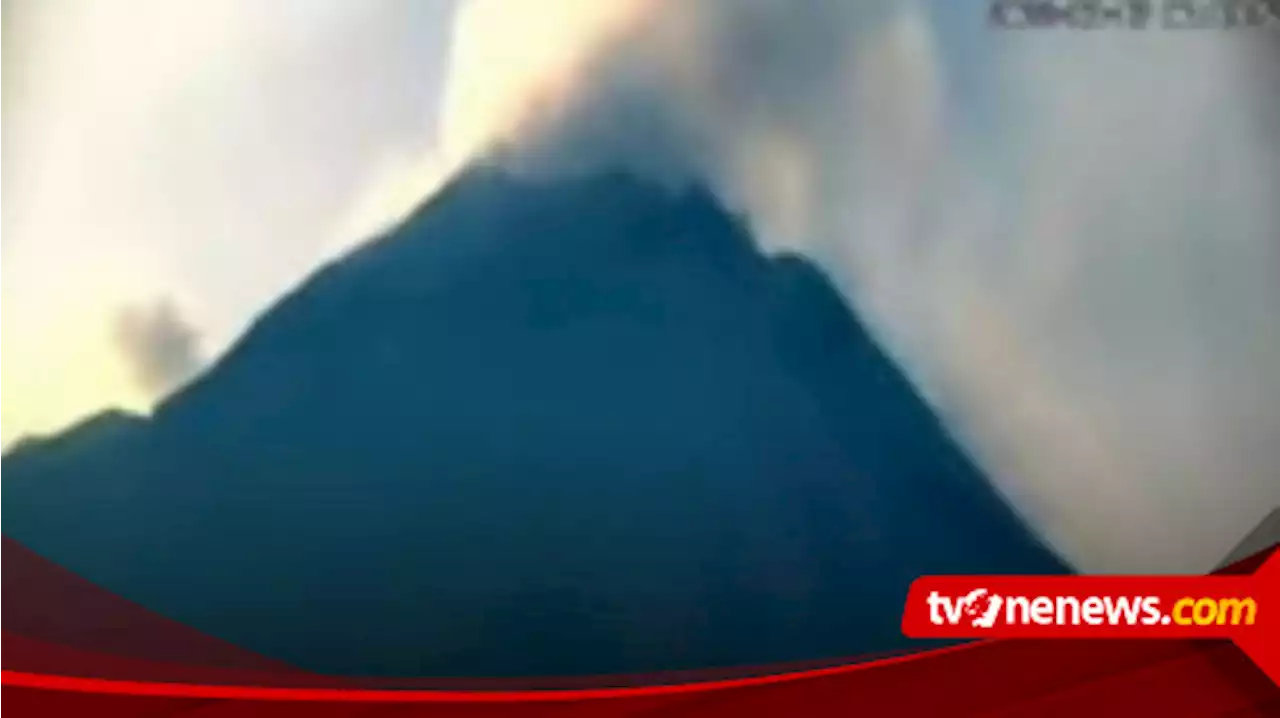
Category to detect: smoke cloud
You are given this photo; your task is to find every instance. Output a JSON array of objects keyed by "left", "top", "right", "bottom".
[
  {"left": 440, "top": 0, "right": 1280, "bottom": 573},
  {"left": 112, "top": 298, "right": 205, "bottom": 397}
]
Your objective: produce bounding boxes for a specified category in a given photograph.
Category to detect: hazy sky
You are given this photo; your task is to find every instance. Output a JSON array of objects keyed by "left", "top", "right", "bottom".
[{"left": 2, "top": 0, "right": 459, "bottom": 443}]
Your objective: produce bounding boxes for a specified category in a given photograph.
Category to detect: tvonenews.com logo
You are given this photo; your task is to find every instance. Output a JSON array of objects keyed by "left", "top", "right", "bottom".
[
  {"left": 926, "top": 589, "right": 1258, "bottom": 629},
  {"left": 900, "top": 555, "right": 1278, "bottom": 683}
]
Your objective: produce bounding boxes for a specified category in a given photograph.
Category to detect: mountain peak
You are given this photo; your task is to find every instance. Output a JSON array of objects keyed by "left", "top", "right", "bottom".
[{"left": 3, "top": 166, "right": 1066, "bottom": 677}]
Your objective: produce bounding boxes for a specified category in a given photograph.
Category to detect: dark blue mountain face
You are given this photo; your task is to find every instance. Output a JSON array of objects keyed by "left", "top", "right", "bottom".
[{"left": 1, "top": 166, "right": 1068, "bottom": 677}]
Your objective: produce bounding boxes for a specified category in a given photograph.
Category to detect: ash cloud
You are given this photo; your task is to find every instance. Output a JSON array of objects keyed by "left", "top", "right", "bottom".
[
  {"left": 112, "top": 298, "right": 205, "bottom": 397},
  {"left": 449, "top": 0, "right": 1280, "bottom": 573}
]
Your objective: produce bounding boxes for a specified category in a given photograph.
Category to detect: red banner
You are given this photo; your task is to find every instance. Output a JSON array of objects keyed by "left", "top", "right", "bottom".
[
  {"left": 902, "top": 550, "right": 1280, "bottom": 684},
  {"left": 5, "top": 537, "right": 1278, "bottom": 715}
]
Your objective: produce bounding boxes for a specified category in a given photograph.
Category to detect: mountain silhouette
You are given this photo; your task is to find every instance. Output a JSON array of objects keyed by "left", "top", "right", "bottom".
[{"left": 2, "top": 165, "right": 1068, "bottom": 677}]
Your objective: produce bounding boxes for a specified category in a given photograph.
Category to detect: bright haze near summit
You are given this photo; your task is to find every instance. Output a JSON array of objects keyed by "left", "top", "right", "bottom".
[{"left": 4, "top": 0, "right": 1278, "bottom": 575}]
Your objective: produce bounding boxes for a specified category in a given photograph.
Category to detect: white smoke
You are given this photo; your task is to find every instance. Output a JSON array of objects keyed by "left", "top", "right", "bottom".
[{"left": 439, "top": 0, "right": 1280, "bottom": 574}]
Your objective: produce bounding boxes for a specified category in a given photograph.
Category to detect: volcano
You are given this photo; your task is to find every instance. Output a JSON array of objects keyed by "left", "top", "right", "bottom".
[{"left": 2, "top": 165, "right": 1068, "bottom": 677}]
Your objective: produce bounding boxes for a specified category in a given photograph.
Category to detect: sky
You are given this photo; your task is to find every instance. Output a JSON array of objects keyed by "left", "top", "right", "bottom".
[
  {"left": 0, "top": 0, "right": 658, "bottom": 444},
  {"left": 2, "top": 0, "right": 460, "bottom": 443},
  {"left": 3, "top": 0, "right": 1278, "bottom": 574}
]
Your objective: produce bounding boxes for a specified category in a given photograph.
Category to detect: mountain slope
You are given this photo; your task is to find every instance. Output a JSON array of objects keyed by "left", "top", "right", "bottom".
[{"left": 2, "top": 166, "right": 1068, "bottom": 676}]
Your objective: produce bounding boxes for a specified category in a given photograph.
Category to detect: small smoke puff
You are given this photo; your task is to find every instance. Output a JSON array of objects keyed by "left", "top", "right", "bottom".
[{"left": 112, "top": 298, "right": 204, "bottom": 397}]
